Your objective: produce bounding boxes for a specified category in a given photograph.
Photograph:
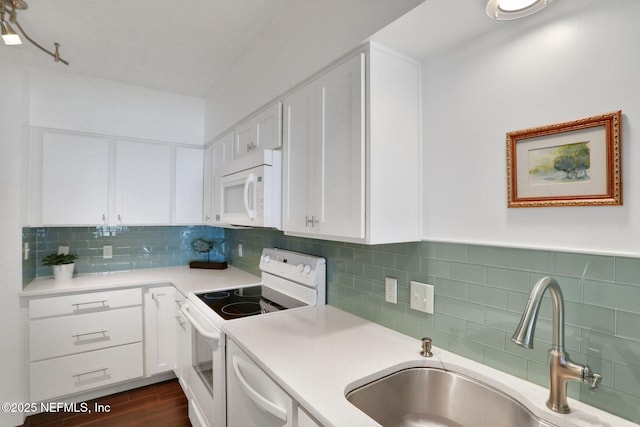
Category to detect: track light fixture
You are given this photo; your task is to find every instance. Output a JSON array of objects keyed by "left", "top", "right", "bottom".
[{"left": 0, "top": 0, "right": 68, "bottom": 65}]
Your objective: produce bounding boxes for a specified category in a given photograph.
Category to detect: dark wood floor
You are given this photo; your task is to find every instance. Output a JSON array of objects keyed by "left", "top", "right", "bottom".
[{"left": 21, "top": 379, "right": 191, "bottom": 427}]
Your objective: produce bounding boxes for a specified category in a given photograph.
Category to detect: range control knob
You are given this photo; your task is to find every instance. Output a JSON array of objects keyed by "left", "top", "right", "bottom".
[
  {"left": 303, "top": 265, "right": 312, "bottom": 275},
  {"left": 262, "top": 255, "right": 271, "bottom": 264},
  {"left": 297, "top": 263, "right": 304, "bottom": 272}
]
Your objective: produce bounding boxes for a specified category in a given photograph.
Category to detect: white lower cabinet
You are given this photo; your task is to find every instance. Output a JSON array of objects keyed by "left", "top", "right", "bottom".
[
  {"left": 227, "top": 339, "right": 321, "bottom": 427},
  {"left": 173, "top": 290, "right": 190, "bottom": 392},
  {"left": 144, "top": 285, "right": 178, "bottom": 376},
  {"left": 30, "top": 343, "right": 143, "bottom": 402},
  {"left": 27, "top": 288, "right": 144, "bottom": 402}
]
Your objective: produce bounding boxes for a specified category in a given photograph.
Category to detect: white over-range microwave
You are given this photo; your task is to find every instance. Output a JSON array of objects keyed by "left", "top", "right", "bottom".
[{"left": 220, "top": 150, "right": 282, "bottom": 229}]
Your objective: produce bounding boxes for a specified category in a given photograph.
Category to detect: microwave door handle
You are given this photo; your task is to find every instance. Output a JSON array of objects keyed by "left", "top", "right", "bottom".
[{"left": 243, "top": 173, "right": 256, "bottom": 220}]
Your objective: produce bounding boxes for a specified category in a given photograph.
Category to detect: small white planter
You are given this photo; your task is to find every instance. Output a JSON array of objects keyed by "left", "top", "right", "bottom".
[{"left": 52, "top": 263, "right": 75, "bottom": 281}]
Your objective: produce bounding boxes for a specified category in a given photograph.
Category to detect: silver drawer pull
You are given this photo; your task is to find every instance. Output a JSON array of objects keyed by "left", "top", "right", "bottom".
[
  {"left": 71, "top": 300, "right": 108, "bottom": 308},
  {"left": 152, "top": 293, "right": 165, "bottom": 300},
  {"left": 72, "top": 330, "right": 108, "bottom": 339},
  {"left": 73, "top": 367, "right": 109, "bottom": 379}
]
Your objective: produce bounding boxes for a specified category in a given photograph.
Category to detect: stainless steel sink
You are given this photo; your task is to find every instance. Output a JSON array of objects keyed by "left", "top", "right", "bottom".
[{"left": 346, "top": 367, "right": 557, "bottom": 427}]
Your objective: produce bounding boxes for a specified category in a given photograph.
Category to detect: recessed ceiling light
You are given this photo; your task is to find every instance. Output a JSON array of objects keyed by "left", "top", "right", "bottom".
[{"left": 486, "top": 0, "right": 553, "bottom": 20}]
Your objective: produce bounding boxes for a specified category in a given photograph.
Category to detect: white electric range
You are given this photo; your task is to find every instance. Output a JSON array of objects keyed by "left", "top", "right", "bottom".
[{"left": 179, "top": 248, "right": 326, "bottom": 427}]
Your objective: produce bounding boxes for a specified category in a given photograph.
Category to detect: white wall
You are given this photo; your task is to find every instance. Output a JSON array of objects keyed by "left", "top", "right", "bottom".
[
  {"left": 0, "top": 60, "right": 29, "bottom": 427},
  {"left": 30, "top": 67, "right": 205, "bottom": 145},
  {"left": 422, "top": 0, "right": 640, "bottom": 256}
]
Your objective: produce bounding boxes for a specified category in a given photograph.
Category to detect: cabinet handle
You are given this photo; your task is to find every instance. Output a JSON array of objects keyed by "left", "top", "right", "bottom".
[
  {"left": 232, "top": 357, "right": 287, "bottom": 422},
  {"left": 73, "top": 367, "right": 109, "bottom": 379},
  {"left": 175, "top": 315, "right": 186, "bottom": 327},
  {"left": 152, "top": 293, "right": 166, "bottom": 300},
  {"left": 72, "top": 330, "right": 108, "bottom": 340},
  {"left": 71, "top": 300, "right": 108, "bottom": 309},
  {"left": 102, "top": 214, "right": 107, "bottom": 224},
  {"left": 306, "top": 215, "right": 319, "bottom": 227},
  {"left": 117, "top": 214, "right": 122, "bottom": 223}
]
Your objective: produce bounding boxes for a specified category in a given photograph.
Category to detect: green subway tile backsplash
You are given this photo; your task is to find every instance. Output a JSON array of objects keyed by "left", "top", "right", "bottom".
[
  {"left": 22, "top": 224, "right": 640, "bottom": 423},
  {"left": 24, "top": 225, "right": 224, "bottom": 285},
  {"left": 224, "top": 228, "right": 640, "bottom": 423}
]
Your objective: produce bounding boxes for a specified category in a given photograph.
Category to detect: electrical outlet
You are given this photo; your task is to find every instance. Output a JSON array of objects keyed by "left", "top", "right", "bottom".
[
  {"left": 103, "top": 245, "right": 113, "bottom": 259},
  {"left": 58, "top": 245, "right": 69, "bottom": 255},
  {"left": 385, "top": 277, "right": 398, "bottom": 304},
  {"left": 410, "top": 281, "right": 434, "bottom": 314},
  {"left": 238, "top": 243, "right": 243, "bottom": 257}
]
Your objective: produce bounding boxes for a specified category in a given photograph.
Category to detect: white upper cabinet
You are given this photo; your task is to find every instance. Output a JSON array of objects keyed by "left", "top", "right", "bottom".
[
  {"left": 115, "top": 140, "right": 173, "bottom": 225},
  {"left": 283, "top": 54, "right": 365, "bottom": 240},
  {"left": 203, "top": 130, "right": 234, "bottom": 226},
  {"left": 234, "top": 102, "right": 282, "bottom": 159},
  {"left": 283, "top": 44, "right": 421, "bottom": 244},
  {"left": 175, "top": 146, "right": 204, "bottom": 224},
  {"left": 32, "top": 130, "right": 204, "bottom": 227},
  {"left": 39, "top": 132, "right": 110, "bottom": 226}
]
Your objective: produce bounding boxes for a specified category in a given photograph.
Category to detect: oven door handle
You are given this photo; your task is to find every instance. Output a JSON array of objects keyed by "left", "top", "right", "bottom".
[
  {"left": 180, "top": 305, "right": 220, "bottom": 341},
  {"left": 232, "top": 356, "right": 288, "bottom": 422}
]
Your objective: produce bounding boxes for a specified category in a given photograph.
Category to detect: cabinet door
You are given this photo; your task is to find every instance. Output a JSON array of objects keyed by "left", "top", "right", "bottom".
[
  {"left": 282, "top": 83, "right": 316, "bottom": 234},
  {"left": 41, "top": 133, "right": 110, "bottom": 225},
  {"left": 204, "top": 131, "right": 234, "bottom": 225},
  {"left": 235, "top": 120, "right": 257, "bottom": 159},
  {"left": 235, "top": 103, "right": 282, "bottom": 159},
  {"left": 175, "top": 146, "right": 204, "bottom": 224},
  {"left": 256, "top": 102, "right": 282, "bottom": 151},
  {"left": 115, "top": 140, "right": 172, "bottom": 224},
  {"left": 144, "top": 286, "right": 177, "bottom": 376},
  {"left": 203, "top": 144, "right": 215, "bottom": 225},
  {"left": 316, "top": 54, "right": 365, "bottom": 239}
]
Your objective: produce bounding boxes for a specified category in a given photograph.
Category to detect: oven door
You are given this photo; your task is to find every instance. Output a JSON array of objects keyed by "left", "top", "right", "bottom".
[{"left": 180, "top": 301, "right": 225, "bottom": 427}]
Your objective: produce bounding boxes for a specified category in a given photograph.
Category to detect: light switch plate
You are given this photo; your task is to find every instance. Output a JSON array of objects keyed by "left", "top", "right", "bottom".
[
  {"left": 410, "top": 281, "right": 434, "bottom": 314},
  {"left": 385, "top": 277, "right": 398, "bottom": 304}
]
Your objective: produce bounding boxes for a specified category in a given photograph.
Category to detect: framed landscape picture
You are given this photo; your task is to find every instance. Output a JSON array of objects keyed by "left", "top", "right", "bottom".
[{"left": 506, "top": 111, "right": 622, "bottom": 208}]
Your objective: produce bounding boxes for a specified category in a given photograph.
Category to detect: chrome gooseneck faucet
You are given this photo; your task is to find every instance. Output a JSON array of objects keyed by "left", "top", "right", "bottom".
[{"left": 512, "top": 276, "right": 602, "bottom": 413}]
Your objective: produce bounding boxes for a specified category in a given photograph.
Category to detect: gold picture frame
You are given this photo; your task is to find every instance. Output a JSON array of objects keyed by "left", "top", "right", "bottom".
[{"left": 506, "top": 111, "right": 622, "bottom": 208}]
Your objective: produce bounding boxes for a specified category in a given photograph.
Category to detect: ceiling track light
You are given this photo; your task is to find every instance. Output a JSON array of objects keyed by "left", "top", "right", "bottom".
[
  {"left": 486, "top": 0, "right": 553, "bottom": 20},
  {"left": 0, "top": 0, "right": 68, "bottom": 65}
]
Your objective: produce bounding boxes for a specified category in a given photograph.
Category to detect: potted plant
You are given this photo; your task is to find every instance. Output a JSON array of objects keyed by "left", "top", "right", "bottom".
[
  {"left": 42, "top": 253, "right": 78, "bottom": 280},
  {"left": 189, "top": 238, "right": 227, "bottom": 269}
]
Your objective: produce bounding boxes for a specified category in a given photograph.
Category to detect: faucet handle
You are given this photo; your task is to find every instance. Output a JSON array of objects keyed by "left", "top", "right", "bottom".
[
  {"left": 589, "top": 373, "right": 602, "bottom": 392},
  {"left": 583, "top": 365, "right": 602, "bottom": 392},
  {"left": 420, "top": 337, "right": 433, "bottom": 358}
]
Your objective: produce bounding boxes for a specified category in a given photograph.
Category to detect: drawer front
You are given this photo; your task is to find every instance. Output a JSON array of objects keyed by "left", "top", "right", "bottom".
[
  {"left": 30, "top": 342, "right": 143, "bottom": 402},
  {"left": 29, "top": 307, "right": 143, "bottom": 361},
  {"left": 29, "top": 288, "right": 142, "bottom": 319}
]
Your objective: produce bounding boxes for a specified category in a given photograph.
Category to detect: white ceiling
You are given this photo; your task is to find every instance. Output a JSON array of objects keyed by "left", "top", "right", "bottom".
[{"left": 6, "top": 0, "right": 427, "bottom": 98}]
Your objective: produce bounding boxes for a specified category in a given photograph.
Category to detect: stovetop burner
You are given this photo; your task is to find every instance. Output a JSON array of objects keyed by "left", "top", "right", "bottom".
[
  {"left": 221, "top": 302, "right": 263, "bottom": 317},
  {"left": 195, "top": 285, "right": 306, "bottom": 320}
]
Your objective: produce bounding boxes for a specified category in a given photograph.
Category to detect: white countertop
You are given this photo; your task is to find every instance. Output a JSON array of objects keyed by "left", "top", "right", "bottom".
[
  {"left": 223, "top": 305, "right": 637, "bottom": 427},
  {"left": 21, "top": 265, "right": 261, "bottom": 297}
]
